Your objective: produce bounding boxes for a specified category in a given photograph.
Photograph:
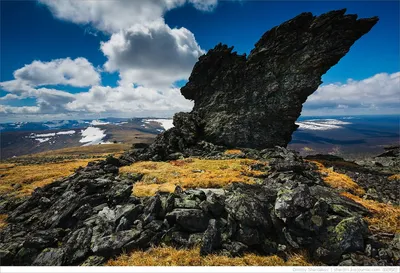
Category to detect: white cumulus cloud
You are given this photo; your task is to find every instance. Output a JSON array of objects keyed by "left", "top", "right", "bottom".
[
  {"left": 101, "top": 21, "right": 204, "bottom": 88},
  {"left": 39, "top": 0, "right": 217, "bottom": 33},
  {"left": 303, "top": 72, "right": 400, "bottom": 115},
  {"left": 4, "top": 57, "right": 100, "bottom": 88},
  {"left": 66, "top": 84, "right": 193, "bottom": 115}
]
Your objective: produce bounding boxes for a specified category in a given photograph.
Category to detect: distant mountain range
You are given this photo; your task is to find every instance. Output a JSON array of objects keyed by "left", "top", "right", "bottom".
[
  {"left": 1, "top": 115, "right": 398, "bottom": 160},
  {"left": 0, "top": 118, "right": 169, "bottom": 159}
]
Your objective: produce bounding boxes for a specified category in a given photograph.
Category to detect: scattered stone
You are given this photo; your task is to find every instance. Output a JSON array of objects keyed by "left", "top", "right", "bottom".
[
  {"left": 166, "top": 209, "right": 209, "bottom": 232},
  {"left": 200, "top": 219, "right": 221, "bottom": 255}
]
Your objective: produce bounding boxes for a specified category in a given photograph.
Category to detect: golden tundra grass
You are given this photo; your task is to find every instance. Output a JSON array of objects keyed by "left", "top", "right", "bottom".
[
  {"left": 0, "top": 160, "right": 94, "bottom": 196},
  {"left": 311, "top": 161, "right": 366, "bottom": 196},
  {"left": 120, "top": 158, "right": 267, "bottom": 197},
  {"left": 388, "top": 174, "right": 400, "bottom": 181},
  {"left": 0, "top": 214, "right": 7, "bottom": 230},
  {"left": 340, "top": 192, "right": 400, "bottom": 234},
  {"left": 311, "top": 161, "right": 399, "bottom": 234},
  {"left": 224, "top": 149, "right": 243, "bottom": 155},
  {"left": 106, "top": 246, "right": 312, "bottom": 266},
  {"left": 0, "top": 144, "right": 129, "bottom": 196}
]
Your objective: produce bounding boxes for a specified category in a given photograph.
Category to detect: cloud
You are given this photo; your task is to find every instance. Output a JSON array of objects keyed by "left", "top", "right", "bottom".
[
  {"left": 3, "top": 58, "right": 100, "bottom": 88},
  {"left": 0, "top": 105, "right": 40, "bottom": 114},
  {"left": 39, "top": 0, "right": 217, "bottom": 33},
  {"left": 189, "top": 0, "right": 218, "bottom": 12},
  {"left": 101, "top": 21, "right": 204, "bottom": 88},
  {"left": 0, "top": 58, "right": 193, "bottom": 117},
  {"left": 0, "top": 94, "right": 21, "bottom": 101},
  {"left": 303, "top": 72, "right": 400, "bottom": 114},
  {"left": 39, "top": 0, "right": 208, "bottom": 92},
  {"left": 66, "top": 84, "right": 193, "bottom": 115},
  {"left": 0, "top": 58, "right": 86, "bottom": 115}
]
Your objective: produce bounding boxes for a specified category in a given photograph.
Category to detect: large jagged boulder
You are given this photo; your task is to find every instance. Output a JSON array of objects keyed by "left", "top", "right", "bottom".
[{"left": 146, "top": 9, "right": 378, "bottom": 157}]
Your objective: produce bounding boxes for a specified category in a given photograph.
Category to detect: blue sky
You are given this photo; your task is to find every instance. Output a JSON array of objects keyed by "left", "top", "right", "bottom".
[{"left": 0, "top": 0, "right": 399, "bottom": 122}]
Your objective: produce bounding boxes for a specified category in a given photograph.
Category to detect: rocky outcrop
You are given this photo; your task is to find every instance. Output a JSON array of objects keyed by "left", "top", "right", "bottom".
[
  {"left": 139, "top": 9, "right": 378, "bottom": 158},
  {"left": 1, "top": 147, "right": 398, "bottom": 266}
]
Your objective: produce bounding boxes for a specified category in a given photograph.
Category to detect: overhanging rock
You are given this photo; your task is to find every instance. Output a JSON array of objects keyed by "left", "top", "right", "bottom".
[{"left": 147, "top": 9, "right": 378, "bottom": 157}]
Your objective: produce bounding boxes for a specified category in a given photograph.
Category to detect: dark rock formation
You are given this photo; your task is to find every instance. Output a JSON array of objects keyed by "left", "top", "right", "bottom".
[{"left": 139, "top": 9, "right": 378, "bottom": 158}]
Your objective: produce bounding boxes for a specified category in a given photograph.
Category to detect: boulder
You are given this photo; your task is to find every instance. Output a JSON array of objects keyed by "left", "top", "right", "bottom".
[
  {"left": 90, "top": 229, "right": 141, "bottom": 256},
  {"left": 64, "top": 227, "right": 92, "bottom": 265},
  {"left": 222, "top": 241, "right": 248, "bottom": 257},
  {"left": 23, "top": 228, "right": 65, "bottom": 249},
  {"left": 332, "top": 217, "right": 369, "bottom": 253},
  {"left": 274, "top": 184, "right": 313, "bottom": 221},
  {"left": 166, "top": 209, "right": 209, "bottom": 232},
  {"left": 80, "top": 255, "right": 106, "bottom": 266},
  {"left": 200, "top": 219, "right": 221, "bottom": 255},
  {"left": 225, "top": 189, "right": 271, "bottom": 229},
  {"left": 32, "top": 248, "right": 65, "bottom": 266}
]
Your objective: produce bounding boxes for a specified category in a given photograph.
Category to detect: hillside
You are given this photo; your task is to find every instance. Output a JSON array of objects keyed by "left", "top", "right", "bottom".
[
  {"left": 0, "top": 146, "right": 399, "bottom": 266},
  {"left": 0, "top": 9, "right": 398, "bottom": 268},
  {"left": 0, "top": 118, "right": 165, "bottom": 159},
  {"left": 0, "top": 144, "right": 129, "bottom": 198}
]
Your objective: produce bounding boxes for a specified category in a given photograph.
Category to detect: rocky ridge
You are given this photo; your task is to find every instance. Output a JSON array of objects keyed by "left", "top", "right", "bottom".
[{"left": 0, "top": 147, "right": 399, "bottom": 266}]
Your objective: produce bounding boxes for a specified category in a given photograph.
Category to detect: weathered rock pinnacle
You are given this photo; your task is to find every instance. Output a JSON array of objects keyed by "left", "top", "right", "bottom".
[{"left": 146, "top": 9, "right": 378, "bottom": 158}]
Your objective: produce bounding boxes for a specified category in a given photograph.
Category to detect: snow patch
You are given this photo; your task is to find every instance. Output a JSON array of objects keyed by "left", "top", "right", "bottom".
[
  {"left": 116, "top": 122, "right": 128, "bottom": 125},
  {"left": 90, "top": 120, "right": 110, "bottom": 126},
  {"left": 29, "top": 130, "right": 76, "bottom": 139},
  {"left": 35, "top": 138, "right": 51, "bottom": 143},
  {"left": 144, "top": 119, "right": 174, "bottom": 131},
  {"left": 35, "top": 132, "right": 56, "bottom": 137},
  {"left": 80, "top": 127, "right": 107, "bottom": 146},
  {"left": 56, "top": 130, "right": 76, "bottom": 135},
  {"left": 296, "top": 119, "right": 351, "bottom": 131}
]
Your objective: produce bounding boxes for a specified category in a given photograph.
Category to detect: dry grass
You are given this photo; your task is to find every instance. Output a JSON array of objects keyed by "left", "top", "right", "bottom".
[
  {"left": 311, "top": 161, "right": 400, "bottom": 233},
  {"left": 388, "top": 174, "right": 400, "bottom": 181},
  {"left": 341, "top": 192, "right": 400, "bottom": 234},
  {"left": 311, "top": 161, "right": 366, "bottom": 196},
  {"left": 224, "top": 149, "right": 243, "bottom": 155},
  {"left": 0, "top": 214, "right": 7, "bottom": 230},
  {"left": 106, "top": 246, "right": 312, "bottom": 266},
  {"left": 0, "top": 159, "right": 95, "bottom": 196},
  {"left": 120, "top": 158, "right": 267, "bottom": 197}
]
